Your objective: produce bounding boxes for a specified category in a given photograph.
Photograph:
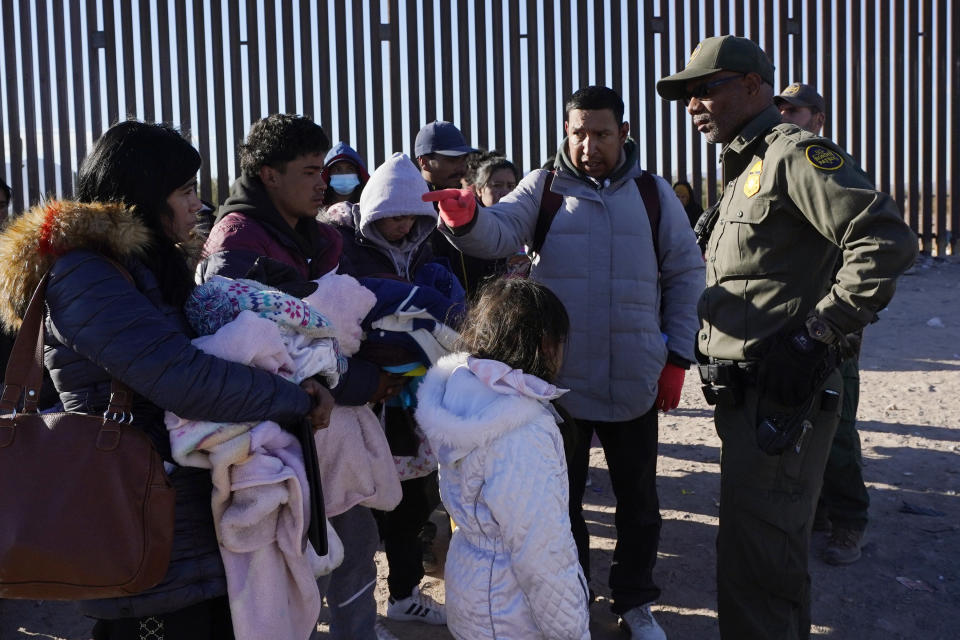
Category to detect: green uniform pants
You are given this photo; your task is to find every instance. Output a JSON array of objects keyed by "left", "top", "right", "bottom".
[
  {"left": 819, "top": 357, "right": 869, "bottom": 531},
  {"left": 715, "top": 369, "right": 842, "bottom": 640}
]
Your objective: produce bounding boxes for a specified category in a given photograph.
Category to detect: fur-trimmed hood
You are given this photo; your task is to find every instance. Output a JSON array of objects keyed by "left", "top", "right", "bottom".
[
  {"left": 0, "top": 200, "right": 151, "bottom": 330},
  {"left": 415, "top": 352, "right": 567, "bottom": 465}
]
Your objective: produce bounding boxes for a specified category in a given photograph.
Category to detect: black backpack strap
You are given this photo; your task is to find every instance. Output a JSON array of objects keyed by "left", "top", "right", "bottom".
[
  {"left": 533, "top": 170, "right": 661, "bottom": 261},
  {"left": 531, "top": 171, "right": 563, "bottom": 256},
  {"left": 635, "top": 172, "right": 661, "bottom": 262}
]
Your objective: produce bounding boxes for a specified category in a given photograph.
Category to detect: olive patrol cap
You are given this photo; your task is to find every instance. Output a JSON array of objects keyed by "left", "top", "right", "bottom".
[
  {"left": 774, "top": 83, "right": 826, "bottom": 113},
  {"left": 656, "top": 35, "right": 775, "bottom": 100}
]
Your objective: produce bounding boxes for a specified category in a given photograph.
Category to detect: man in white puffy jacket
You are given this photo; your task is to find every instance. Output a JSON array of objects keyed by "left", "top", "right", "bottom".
[{"left": 426, "top": 86, "right": 705, "bottom": 639}]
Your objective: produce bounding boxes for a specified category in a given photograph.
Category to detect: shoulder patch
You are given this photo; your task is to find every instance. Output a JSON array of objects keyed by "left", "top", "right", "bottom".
[
  {"left": 743, "top": 160, "right": 762, "bottom": 197},
  {"left": 805, "top": 145, "right": 844, "bottom": 171}
]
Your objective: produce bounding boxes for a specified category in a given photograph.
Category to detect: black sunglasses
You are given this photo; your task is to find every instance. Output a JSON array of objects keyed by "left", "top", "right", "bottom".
[{"left": 683, "top": 74, "right": 746, "bottom": 105}]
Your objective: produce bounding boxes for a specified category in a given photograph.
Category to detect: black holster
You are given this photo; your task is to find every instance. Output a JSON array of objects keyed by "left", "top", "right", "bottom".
[
  {"left": 694, "top": 202, "right": 721, "bottom": 253},
  {"left": 755, "top": 387, "right": 841, "bottom": 455},
  {"left": 698, "top": 360, "right": 755, "bottom": 407}
]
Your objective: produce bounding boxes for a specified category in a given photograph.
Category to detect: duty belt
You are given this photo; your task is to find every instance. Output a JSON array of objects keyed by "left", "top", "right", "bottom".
[
  {"left": 697, "top": 359, "right": 757, "bottom": 385},
  {"left": 697, "top": 359, "right": 757, "bottom": 406}
]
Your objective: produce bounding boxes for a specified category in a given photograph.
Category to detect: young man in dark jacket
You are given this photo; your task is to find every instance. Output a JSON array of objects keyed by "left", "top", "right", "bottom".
[
  {"left": 199, "top": 114, "right": 400, "bottom": 639},
  {"left": 199, "top": 115, "right": 399, "bottom": 406}
]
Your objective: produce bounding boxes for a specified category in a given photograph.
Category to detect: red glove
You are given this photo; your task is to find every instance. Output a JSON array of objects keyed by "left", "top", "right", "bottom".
[
  {"left": 422, "top": 188, "right": 476, "bottom": 228},
  {"left": 655, "top": 362, "right": 686, "bottom": 412}
]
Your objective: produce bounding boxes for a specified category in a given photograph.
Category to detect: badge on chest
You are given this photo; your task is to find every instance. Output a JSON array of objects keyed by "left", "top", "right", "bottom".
[{"left": 743, "top": 160, "right": 763, "bottom": 197}]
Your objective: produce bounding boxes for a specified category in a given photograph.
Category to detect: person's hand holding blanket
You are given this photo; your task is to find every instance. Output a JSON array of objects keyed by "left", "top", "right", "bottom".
[{"left": 301, "top": 379, "right": 335, "bottom": 430}]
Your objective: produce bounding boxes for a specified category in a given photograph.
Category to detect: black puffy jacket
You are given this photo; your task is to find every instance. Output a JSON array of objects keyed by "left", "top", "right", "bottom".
[
  {"left": 42, "top": 249, "right": 311, "bottom": 619},
  {"left": 43, "top": 250, "right": 313, "bottom": 619}
]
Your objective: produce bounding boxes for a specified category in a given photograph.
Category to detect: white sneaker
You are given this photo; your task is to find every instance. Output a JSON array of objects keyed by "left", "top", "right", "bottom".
[
  {"left": 386, "top": 586, "right": 447, "bottom": 625},
  {"left": 619, "top": 604, "right": 667, "bottom": 640},
  {"left": 374, "top": 620, "right": 400, "bottom": 640}
]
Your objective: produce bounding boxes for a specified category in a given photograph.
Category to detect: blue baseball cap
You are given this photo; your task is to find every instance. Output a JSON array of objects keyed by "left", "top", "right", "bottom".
[{"left": 414, "top": 121, "right": 476, "bottom": 157}]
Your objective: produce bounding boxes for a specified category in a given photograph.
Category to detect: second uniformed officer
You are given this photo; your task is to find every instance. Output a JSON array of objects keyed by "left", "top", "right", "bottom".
[
  {"left": 657, "top": 36, "right": 917, "bottom": 639},
  {"left": 777, "top": 81, "right": 873, "bottom": 567}
]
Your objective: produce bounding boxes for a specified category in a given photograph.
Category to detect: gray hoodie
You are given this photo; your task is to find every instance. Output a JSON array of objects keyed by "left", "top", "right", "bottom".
[{"left": 354, "top": 152, "right": 438, "bottom": 279}]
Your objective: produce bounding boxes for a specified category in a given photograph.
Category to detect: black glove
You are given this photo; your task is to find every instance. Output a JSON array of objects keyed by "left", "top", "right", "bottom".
[
  {"left": 838, "top": 330, "right": 863, "bottom": 361},
  {"left": 760, "top": 325, "right": 836, "bottom": 406}
]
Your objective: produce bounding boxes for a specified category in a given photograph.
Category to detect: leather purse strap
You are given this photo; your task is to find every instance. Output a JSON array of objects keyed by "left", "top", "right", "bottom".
[{"left": 1, "top": 263, "right": 134, "bottom": 418}]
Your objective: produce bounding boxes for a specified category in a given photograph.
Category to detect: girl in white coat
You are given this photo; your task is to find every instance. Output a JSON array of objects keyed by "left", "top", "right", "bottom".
[{"left": 415, "top": 277, "right": 590, "bottom": 640}]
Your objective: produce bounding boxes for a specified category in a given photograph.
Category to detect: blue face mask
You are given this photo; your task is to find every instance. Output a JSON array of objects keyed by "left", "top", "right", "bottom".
[{"left": 329, "top": 173, "right": 361, "bottom": 195}]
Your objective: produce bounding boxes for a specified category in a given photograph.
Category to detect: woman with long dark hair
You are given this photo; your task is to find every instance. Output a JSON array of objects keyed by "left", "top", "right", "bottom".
[
  {"left": 0, "top": 120, "right": 332, "bottom": 640},
  {"left": 672, "top": 180, "right": 703, "bottom": 228}
]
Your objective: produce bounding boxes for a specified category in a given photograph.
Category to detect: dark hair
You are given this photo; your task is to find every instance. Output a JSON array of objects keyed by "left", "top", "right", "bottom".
[
  {"left": 458, "top": 277, "right": 569, "bottom": 381},
  {"left": 462, "top": 150, "right": 499, "bottom": 186},
  {"left": 76, "top": 120, "right": 201, "bottom": 307},
  {"left": 565, "top": 85, "right": 625, "bottom": 123},
  {"left": 672, "top": 180, "right": 694, "bottom": 199},
  {"left": 475, "top": 157, "right": 521, "bottom": 189},
  {"left": 0, "top": 178, "right": 11, "bottom": 201},
  {"left": 238, "top": 114, "right": 331, "bottom": 177}
]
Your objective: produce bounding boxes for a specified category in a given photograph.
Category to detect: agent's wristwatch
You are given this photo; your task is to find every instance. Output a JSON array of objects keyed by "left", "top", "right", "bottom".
[{"left": 804, "top": 314, "right": 837, "bottom": 345}]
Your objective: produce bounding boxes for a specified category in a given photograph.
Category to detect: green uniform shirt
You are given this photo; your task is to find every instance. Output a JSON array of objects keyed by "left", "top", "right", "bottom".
[{"left": 699, "top": 105, "right": 917, "bottom": 361}]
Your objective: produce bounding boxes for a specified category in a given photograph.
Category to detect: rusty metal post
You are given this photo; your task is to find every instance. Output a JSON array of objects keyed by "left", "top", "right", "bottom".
[
  {"left": 952, "top": 0, "right": 960, "bottom": 254},
  {"left": 243, "top": 0, "right": 260, "bottom": 121},
  {"left": 920, "top": 0, "right": 933, "bottom": 253},
  {"left": 643, "top": 1, "right": 659, "bottom": 174},
  {"left": 508, "top": 1, "right": 522, "bottom": 164},
  {"left": 370, "top": 0, "right": 388, "bottom": 167},
  {"left": 525, "top": 1, "right": 541, "bottom": 169},
  {"left": 157, "top": 0, "right": 173, "bottom": 123},
  {"left": 405, "top": 0, "right": 422, "bottom": 147},
  {"left": 35, "top": 0, "right": 55, "bottom": 197},
  {"left": 191, "top": 0, "right": 212, "bottom": 201},
  {"left": 908, "top": 0, "right": 920, "bottom": 238},
  {"left": 54, "top": 0, "right": 74, "bottom": 195},
  {"left": 351, "top": 2, "right": 367, "bottom": 155},
  {"left": 935, "top": 0, "right": 947, "bottom": 255}
]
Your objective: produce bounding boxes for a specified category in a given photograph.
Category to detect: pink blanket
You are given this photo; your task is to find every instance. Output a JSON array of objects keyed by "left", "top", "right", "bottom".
[
  {"left": 314, "top": 405, "right": 401, "bottom": 517},
  {"left": 164, "top": 311, "right": 344, "bottom": 640},
  {"left": 211, "top": 421, "right": 342, "bottom": 640}
]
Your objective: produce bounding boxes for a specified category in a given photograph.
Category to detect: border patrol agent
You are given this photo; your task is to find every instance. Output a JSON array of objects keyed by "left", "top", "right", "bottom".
[
  {"left": 657, "top": 36, "right": 917, "bottom": 639},
  {"left": 774, "top": 83, "right": 826, "bottom": 136},
  {"left": 776, "top": 82, "right": 871, "bottom": 566}
]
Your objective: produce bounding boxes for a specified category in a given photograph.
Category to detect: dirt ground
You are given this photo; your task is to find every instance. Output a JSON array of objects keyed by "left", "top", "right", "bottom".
[{"left": 2, "top": 255, "right": 958, "bottom": 640}]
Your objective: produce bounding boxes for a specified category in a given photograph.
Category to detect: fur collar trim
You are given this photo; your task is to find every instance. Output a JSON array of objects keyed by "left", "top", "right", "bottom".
[
  {"left": 415, "top": 353, "right": 556, "bottom": 458},
  {"left": 0, "top": 200, "right": 151, "bottom": 329}
]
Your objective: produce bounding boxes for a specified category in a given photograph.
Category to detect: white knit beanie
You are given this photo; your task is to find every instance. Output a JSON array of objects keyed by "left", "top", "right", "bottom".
[{"left": 358, "top": 152, "right": 437, "bottom": 225}]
